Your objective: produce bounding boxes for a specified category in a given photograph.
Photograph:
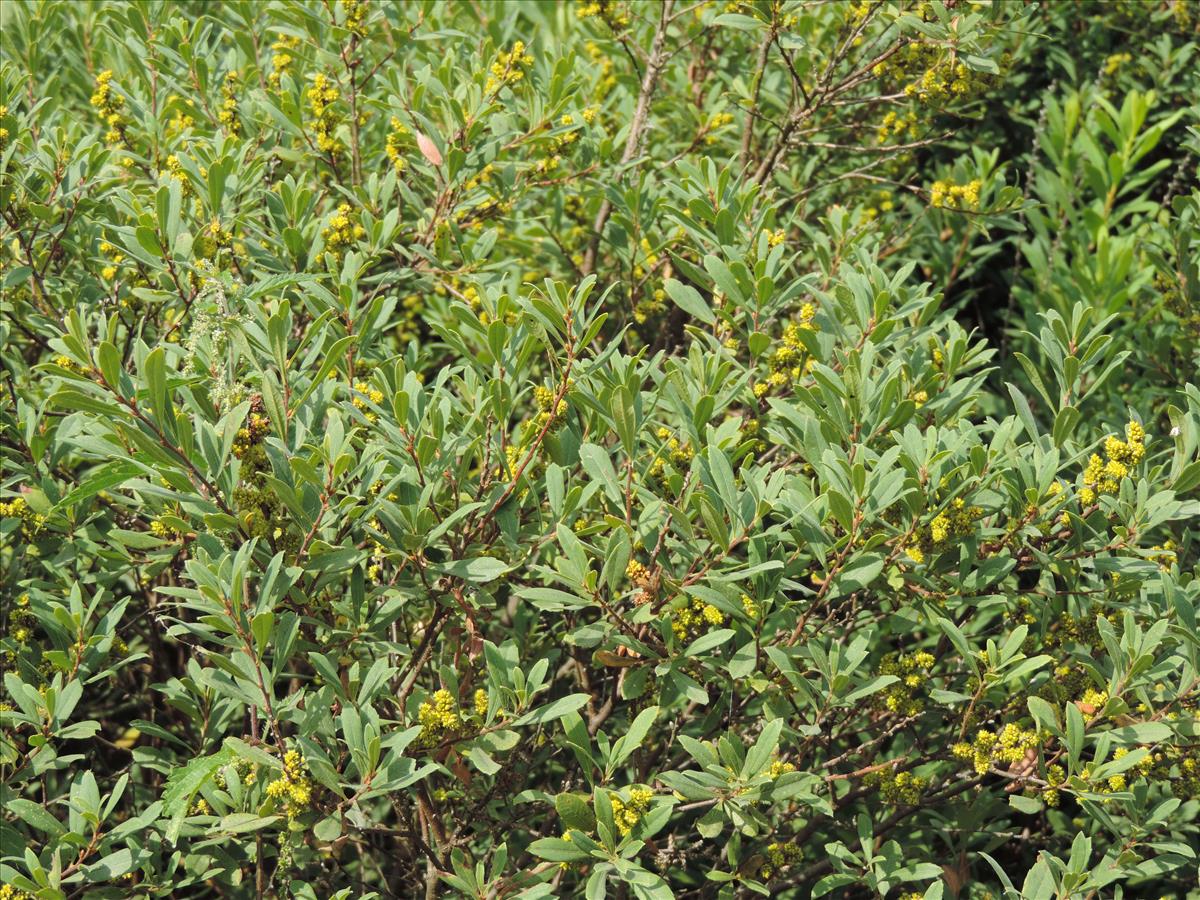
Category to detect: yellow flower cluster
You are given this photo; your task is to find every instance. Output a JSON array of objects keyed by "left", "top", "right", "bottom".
[
  {"left": 474, "top": 688, "right": 489, "bottom": 717},
  {"left": 609, "top": 787, "right": 652, "bottom": 835},
  {"left": 352, "top": 380, "right": 384, "bottom": 423},
  {"left": 929, "top": 179, "right": 982, "bottom": 210},
  {"left": 307, "top": 73, "right": 341, "bottom": 153},
  {"left": 0, "top": 884, "right": 32, "bottom": 900},
  {"left": 269, "top": 35, "right": 301, "bottom": 91},
  {"left": 265, "top": 749, "right": 313, "bottom": 819},
  {"left": 669, "top": 595, "right": 725, "bottom": 643},
  {"left": 90, "top": 70, "right": 126, "bottom": 144},
  {"left": 876, "top": 651, "right": 935, "bottom": 715},
  {"left": 1077, "top": 687, "right": 1108, "bottom": 716},
  {"left": 1079, "top": 420, "right": 1144, "bottom": 505},
  {"left": 485, "top": 41, "right": 534, "bottom": 94},
  {"left": 649, "top": 427, "right": 694, "bottom": 480},
  {"left": 531, "top": 383, "right": 568, "bottom": 434},
  {"left": 755, "top": 306, "right": 818, "bottom": 397},
  {"left": 232, "top": 412, "right": 270, "bottom": 458},
  {"left": 874, "top": 43, "right": 991, "bottom": 107},
  {"left": 862, "top": 189, "right": 896, "bottom": 222},
  {"left": 876, "top": 108, "right": 918, "bottom": 144},
  {"left": 847, "top": 1, "right": 871, "bottom": 22},
  {"left": 1039, "top": 763, "right": 1066, "bottom": 806},
  {"left": 322, "top": 203, "right": 365, "bottom": 257},
  {"left": 768, "top": 757, "right": 795, "bottom": 779},
  {"left": 219, "top": 71, "right": 241, "bottom": 136},
  {"left": 149, "top": 518, "right": 186, "bottom": 539},
  {"left": 929, "top": 497, "right": 982, "bottom": 544},
  {"left": 1104, "top": 52, "right": 1132, "bottom": 75},
  {"left": 953, "top": 724, "right": 1041, "bottom": 775},
  {"left": 626, "top": 558, "right": 657, "bottom": 606},
  {"left": 577, "top": 0, "right": 631, "bottom": 26},
  {"left": 759, "top": 840, "right": 802, "bottom": 880},
  {"left": 160, "top": 154, "right": 194, "bottom": 198},
  {"left": 1148, "top": 540, "right": 1177, "bottom": 570},
  {"left": 705, "top": 111, "right": 734, "bottom": 144},
  {"left": 1171, "top": 748, "right": 1200, "bottom": 796},
  {"left": 2, "top": 593, "right": 35, "bottom": 659},
  {"left": 341, "top": 0, "right": 368, "bottom": 37},
  {"left": 1156, "top": 268, "right": 1200, "bottom": 339},
  {"left": 632, "top": 237, "right": 659, "bottom": 282},
  {"left": 385, "top": 117, "right": 408, "bottom": 172},
  {"left": 417, "top": 688, "right": 464, "bottom": 746},
  {"left": 0, "top": 496, "right": 45, "bottom": 539},
  {"left": 541, "top": 116, "right": 580, "bottom": 162},
  {"left": 632, "top": 288, "right": 667, "bottom": 324},
  {"left": 864, "top": 767, "right": 928, "bottom": 805},
  {"left": 763, "top": 228, "right": 786, "bottom": 248},
  {"left": 1046, "top": 609, "right": 1118, "bottom": 653},
  {"left": 166, "top": 95, "right": 195, "bottom": 135},
  {"left": 585, "top": 41, "right": 617, "bottom": 99},
  {"left": 741, "top": 593, "right": 760, "bottom": 619}
]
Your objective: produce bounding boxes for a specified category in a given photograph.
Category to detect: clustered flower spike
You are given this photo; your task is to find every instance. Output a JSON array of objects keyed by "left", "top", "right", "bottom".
[
  {"left": 352, "top": 380, "right": 384, "bottom": 423},
  {"left": 876, "top": 651, "right": 935, "bottom": 715},
  {"left": 609, "top": 787, "right": 653, "bottom": 835},
  {"left": 929, "top": 179, "right": 982, "bottom": 210},
  {"left": 649, "top": 427, "right": 694, "bottom": 480},
  {"left": 269, "top": 35, "right": 301, "bottom": 91},
  {"left": 219, "top": 71, "right": 241, "bottom": 136},
  {"left": 669, "top": 594, "right": 725, "bottom": 643},
  {"left": 485, "top": 41, "right": 534, "bottom": 94},
  {"left": 0, "top": 497, "right": 45, "bottom": 540},
  {"left": 863, "top": 765, "right": 928, "bottom": 805},
  {"left": 385, "top": 117, "right": 408, "bottom": 172},
  {"left": 755, "top": 305, "right": 818, "bottom": 398},
  {"left": 416, "top": 687, "right": 485, "bottom": 747},
  {"left": 952, "top": 723, "right": 1041, "bottom": 775},
  {"left": 90, "top": 70, "right": 127, "bottom": 145},
  {"left": 322, "top": 203, "right": 365, "bottom": 258},
  {"left": 1, "top": 592, "right": 36, "bottom": 664},
  {"left": 307, "top": 73, "right": 342, "bottom": 153},
  {"left": 264, "top": 749, "right": 313, "bottom": 820},
  {"left": 1080, "top": 420, "right": 1145, "bottom": 505},
  {"left": 577, "top": 0, "right": 631, "bottom": 28},
  {"left": 341, "top": 0, "right": 368, "bottom": 37},
  {"left": 759, "top": 841, "right": 802, "bottom": 880}
]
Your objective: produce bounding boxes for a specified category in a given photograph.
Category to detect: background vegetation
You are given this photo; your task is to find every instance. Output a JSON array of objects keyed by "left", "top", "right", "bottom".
[{"left": 1, "top": 1, "right": 1198, "bottom": 898}]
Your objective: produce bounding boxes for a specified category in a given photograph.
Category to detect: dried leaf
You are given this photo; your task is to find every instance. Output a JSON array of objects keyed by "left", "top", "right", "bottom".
[{"left": 416, "top": 132, "right": 443, "bottom": 166}]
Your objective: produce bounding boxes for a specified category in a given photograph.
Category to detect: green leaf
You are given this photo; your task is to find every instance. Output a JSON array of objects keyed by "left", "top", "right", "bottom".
[
  {"left": 220, "top": 813, "right": 282, "bottom": 834},
  {"left": 528, "top": 836, "right": 589, "bottom": 863},
  {"left": 441, "top": 556, "right": 510, "bottom": 583},
  {"left": 293, "top": 334, "right": 356, "bottom": 411},
  {"left": 511, "top": 693, "right": 590, "bottom": 727},
  {"left": 161, "top": 746, "right": 237, "bottom": 844},
  {"left": 555, "top": 792, "right": 597, "bottom": 833},
  {"left": 144, "top": 346, "right": 169, "bottom": 426},
  {"left": 703, "top": 254, "right": 743, "bottom": 303},
  {"left": 5, "top": 799, "right": 65, "bottom": 836},
  {"left": 135, "top": 225, "right": 164, "bottom": 258},
  {"left": 467, "top": 745, "right": 502, "bottom": 775},
  {"left": 1107, "top": 721, "right": 1172, "bottom": 744},
  {"left": 51, "top": 461, "right": 142, "bottom": 513},
  {"left": 664, "top": 278, "right": 716, "bottom": 324}
]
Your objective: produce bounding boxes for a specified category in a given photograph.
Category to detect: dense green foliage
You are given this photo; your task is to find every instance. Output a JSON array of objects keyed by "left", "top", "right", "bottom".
[{"left": 2, "top": 1, "right": 1199, "bottom": 898}]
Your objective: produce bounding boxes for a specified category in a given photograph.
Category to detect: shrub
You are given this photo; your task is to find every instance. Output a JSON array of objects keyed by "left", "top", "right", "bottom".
[{"left": 1, "top": 1, "right": 1198, "bottom": 898}]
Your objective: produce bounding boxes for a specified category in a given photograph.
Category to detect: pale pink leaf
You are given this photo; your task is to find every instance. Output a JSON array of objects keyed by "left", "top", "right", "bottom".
[{"left": 416, "top": 133, "right": 443, "bottom": 166}]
